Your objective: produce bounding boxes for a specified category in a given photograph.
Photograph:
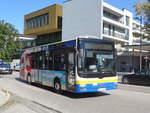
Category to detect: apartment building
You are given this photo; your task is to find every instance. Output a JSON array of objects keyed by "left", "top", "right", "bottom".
[
  {"left": 101, "top": 1, "right": 150, "bottom": 71},
  {"left": 132, "top": 20, "right": 150, "bottom": 45},
  {"left": 100, "top": 2, "right": 134, "bottom": 72}
]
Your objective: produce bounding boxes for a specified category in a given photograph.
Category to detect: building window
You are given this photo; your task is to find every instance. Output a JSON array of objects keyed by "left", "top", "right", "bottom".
[
  {"left": 26, "top": 13, "right": 49, "bottom": 30},
  {"left": 57, "top": 16, "right": 62, "bottom": 29},
  {"left": 36, "top": 31, "right": 62, "bottom": 46},
  {"left": 103, "top": 10, "right": 119, "bottom": 22},
  {"left": 125, "top": 29, "right": 129, "bottom": 40},
  {"left": 126, "top": 16, "right": 129, "bottom": 26},
  {"left": 109, "top": 25, "right": 111, "bottom": 35},
  {"left": 113, "top": 26, "right": 115, "bottom": 36}
]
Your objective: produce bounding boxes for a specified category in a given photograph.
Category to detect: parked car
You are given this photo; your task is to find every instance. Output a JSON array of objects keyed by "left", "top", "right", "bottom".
[
  {"left": 122, "top": 70, "right": 150, "bottom": 85},
  {"left": 117, "top": 72, "right": 134, "bottom": 83},
  {"left": 0, "top": 63, "right": 12, "bottom": 74}
]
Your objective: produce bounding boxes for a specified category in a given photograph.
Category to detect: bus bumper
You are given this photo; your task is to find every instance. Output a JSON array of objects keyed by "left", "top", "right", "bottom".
[{"left": 75, "top": 82, "right": 118, "bottom": 93}]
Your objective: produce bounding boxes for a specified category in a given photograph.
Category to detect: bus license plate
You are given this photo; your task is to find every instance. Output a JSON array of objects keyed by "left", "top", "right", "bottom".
[{"left": 98, "top": 88, "right": 106, "bottom": 91}]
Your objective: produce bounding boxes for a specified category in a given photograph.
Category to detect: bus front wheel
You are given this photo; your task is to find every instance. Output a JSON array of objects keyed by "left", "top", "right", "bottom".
[{"left": 54, "top": 79, "right": 61, "bottom": 93}]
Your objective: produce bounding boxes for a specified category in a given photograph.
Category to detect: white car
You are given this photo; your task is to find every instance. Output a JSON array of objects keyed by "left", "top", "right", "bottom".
[{"left": 0, "top": 63, "right": 12, "bottom": 74}]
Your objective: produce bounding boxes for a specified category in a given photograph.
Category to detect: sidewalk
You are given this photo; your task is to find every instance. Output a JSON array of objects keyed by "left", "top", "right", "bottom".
[
  {"left": 0, "top": 89, "right": 10, "bottom": 107},
  {"left": 0, "top": 90, "right": 60, "bottom": 113}
]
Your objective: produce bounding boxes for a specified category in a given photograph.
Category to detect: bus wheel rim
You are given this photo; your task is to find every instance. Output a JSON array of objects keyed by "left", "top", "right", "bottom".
[{"left": 55, "top": 83, "right": 60, "bottom": 90}]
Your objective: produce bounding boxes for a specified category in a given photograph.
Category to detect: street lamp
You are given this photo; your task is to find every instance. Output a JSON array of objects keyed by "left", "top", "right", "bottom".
[{"left": 134, "top": 16, "right": 143, "bottom": 71}]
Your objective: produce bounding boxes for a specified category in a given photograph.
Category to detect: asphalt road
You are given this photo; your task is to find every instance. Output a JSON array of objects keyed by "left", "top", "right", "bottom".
[{"left": 0, "top": 72, "right": 150, "bottom": 113}]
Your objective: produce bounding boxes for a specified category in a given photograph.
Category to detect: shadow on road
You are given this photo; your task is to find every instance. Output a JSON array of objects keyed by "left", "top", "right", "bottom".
[
  {"left": 60, "top": 91, "right": 110, "bottom": 99},
  {"left": 15, "top": 77, "right": 110, "bottom": 99},
  {"left": 15, "top": 77, "right": 27, "bottom": 83}
]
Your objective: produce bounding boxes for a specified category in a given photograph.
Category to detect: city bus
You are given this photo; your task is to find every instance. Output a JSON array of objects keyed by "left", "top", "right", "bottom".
[{"left": 20, "top": 37, "right": 118, "bottom": 93}]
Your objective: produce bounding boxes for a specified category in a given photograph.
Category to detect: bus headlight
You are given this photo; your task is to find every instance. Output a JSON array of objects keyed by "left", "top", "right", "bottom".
[{"left": 93, "top": 83, "right": 98, "bottom": 86}]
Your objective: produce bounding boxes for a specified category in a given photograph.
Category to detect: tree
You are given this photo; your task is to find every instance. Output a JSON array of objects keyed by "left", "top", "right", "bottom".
[
  {"left": 134, "top": 0, "right": 150, "bottom": 36},
  {"left": 0, "top": 20, "right": 20, "bottom": 61}
]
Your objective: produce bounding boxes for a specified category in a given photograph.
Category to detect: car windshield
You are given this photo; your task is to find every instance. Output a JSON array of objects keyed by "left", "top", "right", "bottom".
[
  {"left": 137, "top": 70, "right": 150, "bottom": 76},
  {"left": 0, "top": 64, "right": 11, "bottom": 68},
  {"left": 78, "top": 50, "right": 115, "bottom": 74}
]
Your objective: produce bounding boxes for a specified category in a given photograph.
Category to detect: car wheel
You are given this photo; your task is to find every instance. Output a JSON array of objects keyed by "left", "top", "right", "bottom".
[
  {"left": 122, "top": 77, "right": 129, "bottom": 84},
  {"left": 54, "top": 79, "right": 62, "bottom": 93}
]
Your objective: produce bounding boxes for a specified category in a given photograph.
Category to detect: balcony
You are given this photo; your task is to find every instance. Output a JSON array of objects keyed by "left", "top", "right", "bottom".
[
  {"left": 103, "top": 17, "right": 129, "bottom": 29},
  {"left": 103, "top": 29, "right": 129, "bottom": 42},
  {"left": 103, "top": 10, "right": 124, "bottom": 24},
  {"left": 132, "top": 39, "right": 150, "bottom": 44}
]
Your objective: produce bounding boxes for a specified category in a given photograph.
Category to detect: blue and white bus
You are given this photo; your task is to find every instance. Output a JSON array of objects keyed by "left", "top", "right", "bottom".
[{"left": 20, "top": 37, "right": 118, "bottom": 93}]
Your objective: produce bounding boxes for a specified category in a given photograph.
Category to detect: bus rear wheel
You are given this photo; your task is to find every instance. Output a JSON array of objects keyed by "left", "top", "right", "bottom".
[
  {"left": 54, "top": 80, "right": 61, "bottom": 93},
  {"left": 27, "top": 74, "right": 32, "bottom": 85}
]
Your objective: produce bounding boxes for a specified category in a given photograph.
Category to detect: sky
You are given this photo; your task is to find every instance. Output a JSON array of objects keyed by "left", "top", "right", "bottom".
[{"left": 0, "top": 0, "right": 137, "bottom": 34}]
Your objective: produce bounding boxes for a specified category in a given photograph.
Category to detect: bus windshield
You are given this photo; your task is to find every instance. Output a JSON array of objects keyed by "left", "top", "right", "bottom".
[
  {"left": 78, "top": 50, "right": 114, "bottom": 73},
  {"left": 78, "top": 40, "right": 115, "bottom": 77}
]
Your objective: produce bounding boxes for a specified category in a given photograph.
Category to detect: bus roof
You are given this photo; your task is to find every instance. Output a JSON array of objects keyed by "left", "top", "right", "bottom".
[{"left": 21, "top": 38, "right": 114, "bottom": 52}]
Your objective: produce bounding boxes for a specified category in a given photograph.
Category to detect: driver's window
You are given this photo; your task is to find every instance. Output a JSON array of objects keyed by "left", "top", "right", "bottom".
[
  {"left": 69, "top": 53, "right": 74, "bottom": 65},
  {"left": 68, "top": 52, "right": 75, "bottom": 70}
]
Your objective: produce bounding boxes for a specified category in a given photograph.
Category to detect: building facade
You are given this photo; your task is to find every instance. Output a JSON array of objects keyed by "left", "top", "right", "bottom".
[{"left": 24, "top": 4, "right": 62, "bottom": 46}]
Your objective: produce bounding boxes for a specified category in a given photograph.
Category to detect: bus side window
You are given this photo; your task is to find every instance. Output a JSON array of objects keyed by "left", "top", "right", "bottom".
[
  {"left": 61, "top": 54, "right": 66, "bottom": 70},
  {"left": 49, "top": 52, "right": 53, "bottom": 70},
  {"left": 38, "top": 52, "right": 44, "bottom": 70},
  {"left": 54, "top": 50, "right": 66, "bottom": 71},
  {"left": 42, "top": 52, "right": 45, "bottom": 70},
  {"left": 35, "top": 53, "right": 38, "bottom": 69},
  {"left": 45, "top": 55, "right": 49, "bottom": 70},
  {"left": 31, "top": 53, "right": 35, "bottom": 69}
]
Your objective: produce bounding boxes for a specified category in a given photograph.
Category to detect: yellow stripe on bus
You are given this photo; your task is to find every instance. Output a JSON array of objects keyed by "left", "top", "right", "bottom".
[{"left": 76, "top": 79, "right": 118, "bottom": 84}]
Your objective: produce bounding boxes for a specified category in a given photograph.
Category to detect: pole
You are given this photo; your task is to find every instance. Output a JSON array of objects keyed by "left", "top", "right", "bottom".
[{"left": 140, "top": 16, "right": 142, "bottom": 71}]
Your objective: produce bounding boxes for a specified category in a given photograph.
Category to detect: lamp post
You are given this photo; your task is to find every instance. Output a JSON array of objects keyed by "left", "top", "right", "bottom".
[{"left": 134, "top": 16, "right": 143, "bottom": 71}]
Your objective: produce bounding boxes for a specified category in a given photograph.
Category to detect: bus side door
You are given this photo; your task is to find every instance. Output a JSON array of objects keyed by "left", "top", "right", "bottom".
[
  {"left": 37, "top": 52, "right": 43, "bottom": 83},
  {"left": 34, "top": 52, "right": 42, "bottom": 83},
  {"left": 67, "top": 52, "right": 76, "bottom": 91}
]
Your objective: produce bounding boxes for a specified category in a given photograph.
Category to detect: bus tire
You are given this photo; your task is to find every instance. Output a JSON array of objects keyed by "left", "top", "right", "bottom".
[
  {"left": 54, "top": 78, "right": 62, "bottom": 93},
  {"left": 27, "top": 74, "right": 32, "bottom": 85}
]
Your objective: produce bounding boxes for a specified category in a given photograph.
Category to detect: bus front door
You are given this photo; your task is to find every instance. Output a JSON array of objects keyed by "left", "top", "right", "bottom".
[{"left": 67, "top": 52, "right": 76, "bottom": 91}]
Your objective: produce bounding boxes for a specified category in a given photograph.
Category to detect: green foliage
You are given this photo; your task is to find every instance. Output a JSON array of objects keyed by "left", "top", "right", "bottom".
[
  {"left": 0, "top": 20, "right": 20, "bottom": 60},
  {"left": 134, "top": 0, "right": 150, "bottom": 36}
]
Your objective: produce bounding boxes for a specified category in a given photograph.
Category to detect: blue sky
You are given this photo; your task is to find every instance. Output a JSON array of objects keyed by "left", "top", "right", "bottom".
[{"left": 0, "top": 0, "right": 137, "bottom": 34}]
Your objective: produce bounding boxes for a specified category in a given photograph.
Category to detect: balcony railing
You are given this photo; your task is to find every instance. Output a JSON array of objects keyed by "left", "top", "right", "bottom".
[
  {"left": 103, "top": 29, "right": 129, "bottom": 40},
  {"left": 103, "top": 14, "right": 124, "bottom": 24},
  {"left": 132, "top": 39, "right": 150, "bottom": 44}
]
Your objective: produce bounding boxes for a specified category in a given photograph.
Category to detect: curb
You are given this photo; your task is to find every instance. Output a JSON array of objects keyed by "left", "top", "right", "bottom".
[{"left": 0, "top": 89, "right": 10, "bottom": 107}]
